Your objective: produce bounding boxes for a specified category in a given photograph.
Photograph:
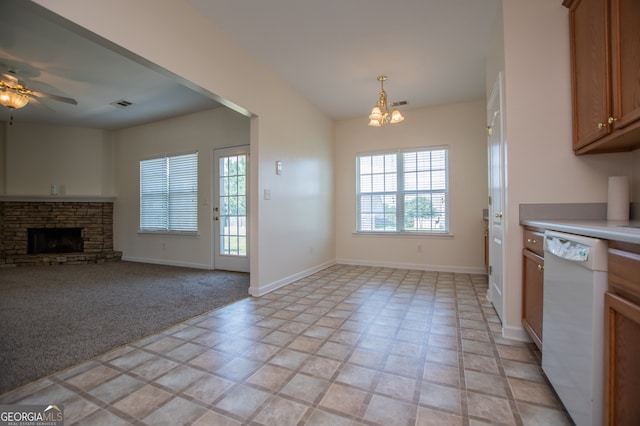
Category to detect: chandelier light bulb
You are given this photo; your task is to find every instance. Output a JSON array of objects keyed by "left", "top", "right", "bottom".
[{"left": 367, "top": 75, "right": 404, "bottom": 127}]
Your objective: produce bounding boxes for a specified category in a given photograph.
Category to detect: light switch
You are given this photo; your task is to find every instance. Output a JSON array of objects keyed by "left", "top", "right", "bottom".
[
  {"left": 264, "top": 189, "right": 271, "bottom": 200},
  {"left": 276, "top": 161, "right": 282, "bottom": 175}
]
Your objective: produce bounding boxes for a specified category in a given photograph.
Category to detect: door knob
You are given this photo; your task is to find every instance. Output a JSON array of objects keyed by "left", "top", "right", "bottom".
[{"left": 495, "top": 213, "right": 503, "bottom": 219}]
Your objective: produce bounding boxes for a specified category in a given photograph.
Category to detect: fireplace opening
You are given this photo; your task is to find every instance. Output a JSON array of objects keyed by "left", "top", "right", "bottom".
[{"left": 28, "top": 228, "right": 84, "bottom": 254}]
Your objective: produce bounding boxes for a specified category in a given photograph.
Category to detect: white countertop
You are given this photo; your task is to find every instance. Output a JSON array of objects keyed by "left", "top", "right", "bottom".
[{"left": 521, "top": 219, "right": 640, "bottom": 245}]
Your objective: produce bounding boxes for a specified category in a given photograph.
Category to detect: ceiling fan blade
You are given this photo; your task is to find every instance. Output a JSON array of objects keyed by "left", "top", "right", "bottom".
[
  {"left": 31, "top": 90, "right": 77, "bottom": 105},
  {"left": 28, "top": 96, "right": 56, "bottom": 112},
  {"left": 0, "top": 71, "right": 19, "bottom": 85}
]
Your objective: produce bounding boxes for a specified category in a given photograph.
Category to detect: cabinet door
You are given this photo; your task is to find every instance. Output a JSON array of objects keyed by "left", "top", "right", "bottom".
[
  {"left": 568, "top": 0, "right": 611, "bottom": 149},
  {"left": 522, "top": 249, "right": 543, "bottom": 350},
  {"left": 604, "top": 291, "right": 640, "bottom": 426},
  {"left": 611, "top": 0, "right": 640, "bottom": 130}
]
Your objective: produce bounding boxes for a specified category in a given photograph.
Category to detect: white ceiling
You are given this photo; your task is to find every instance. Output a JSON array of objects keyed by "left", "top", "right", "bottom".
[
  {"left": 0, "top": 1, "right": 222, "bottom": 130},
  {"left": 0, "top": 0, "right": 499, "bottom": 129},
  {"left": 188, "top": 0, "right": 500, "bottom": 120}
]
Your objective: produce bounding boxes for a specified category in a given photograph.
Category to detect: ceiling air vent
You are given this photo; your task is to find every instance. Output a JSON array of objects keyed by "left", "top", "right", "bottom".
[{"left": 110, "top": 100, "right": 133, "bottom": 108}]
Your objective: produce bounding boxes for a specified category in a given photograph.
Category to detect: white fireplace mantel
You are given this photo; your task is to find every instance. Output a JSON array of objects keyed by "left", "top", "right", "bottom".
[{"left": 0, "top": 195, "right": 116, "bottom": 202}]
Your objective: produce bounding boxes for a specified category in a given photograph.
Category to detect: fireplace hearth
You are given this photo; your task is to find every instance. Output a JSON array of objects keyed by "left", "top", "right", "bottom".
[{"left": 28, "top": 228, "right": 84, "bottom": 254}]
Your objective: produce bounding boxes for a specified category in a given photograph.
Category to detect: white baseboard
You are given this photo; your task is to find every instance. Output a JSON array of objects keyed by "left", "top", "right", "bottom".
[
  {"left": 502, "top": 324, "right": 531, "bottom": 342},
  {"left": 121, "top": 256, "right": 212, "bottom": 270},
  {"left": 335, "top": 258, "right": 487, "bottom": 275},
  {"left": 249, "top": 260, "right": 336, "bottom": 297}
]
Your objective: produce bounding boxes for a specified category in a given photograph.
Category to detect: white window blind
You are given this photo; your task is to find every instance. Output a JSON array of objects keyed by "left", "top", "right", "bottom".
[
  {"left": 356, "top": 147, "right": 448, "bottom": 233},
  {"left": 140, "top": 152, "right": 198, "bottom": 232}
]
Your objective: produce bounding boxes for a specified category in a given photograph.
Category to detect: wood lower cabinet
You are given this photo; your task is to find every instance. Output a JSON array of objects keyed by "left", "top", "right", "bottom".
[
  {"left": 605, "top": 241, "right": 640, "bottom": 425},
  {"left": 522, "top": 227, "right": 544, "bottom": 350}
]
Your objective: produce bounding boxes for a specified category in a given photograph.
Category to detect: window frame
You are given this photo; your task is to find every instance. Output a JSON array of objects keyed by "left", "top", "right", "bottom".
[
  {"left": 139, "top": 151, "right": 199, "bottom": 235},
  {"left": 355, "top": 146, "right": 450, "bottom": 235}
]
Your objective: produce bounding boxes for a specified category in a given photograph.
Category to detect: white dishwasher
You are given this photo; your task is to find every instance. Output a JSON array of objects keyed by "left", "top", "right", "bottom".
[{"left": 542, "top": 230, "right": 608, "bottom": 426}]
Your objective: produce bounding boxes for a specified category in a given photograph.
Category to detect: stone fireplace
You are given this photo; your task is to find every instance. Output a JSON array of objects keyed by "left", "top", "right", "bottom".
[{"left": 0, "top": 197, "right": 122, "bottom": 266}]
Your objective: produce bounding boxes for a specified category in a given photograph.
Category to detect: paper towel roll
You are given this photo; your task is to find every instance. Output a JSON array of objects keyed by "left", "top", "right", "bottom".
[{"left": 607, "top": 176, "right": 629, "bottom": 221}]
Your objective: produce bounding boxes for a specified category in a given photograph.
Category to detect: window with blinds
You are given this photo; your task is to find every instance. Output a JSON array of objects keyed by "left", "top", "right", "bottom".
[
  {"left": 356, "top": 147, "right": 448, "bottom": 233},
  {"left": 140, "top": 152, "right": 198, "bottom": 233}
]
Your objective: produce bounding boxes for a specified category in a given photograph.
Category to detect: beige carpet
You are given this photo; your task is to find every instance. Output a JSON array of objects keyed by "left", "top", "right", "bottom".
[{"left": 0, "top": 261, "right": 249, "bottom": 394}]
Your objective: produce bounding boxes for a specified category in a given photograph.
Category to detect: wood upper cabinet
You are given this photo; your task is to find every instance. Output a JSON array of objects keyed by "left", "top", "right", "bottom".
[
  {"left": 612, "top": 0, "right": 640, "bottom": 131},
  {"left": 563, "top": 0, "right": 640, "bottom": 154},
  {"left": 522, "top": 228, "right": 544, "bottom": 350},
  {"left": 605, "top": 241, "right": 640, "bottom": 425},
  {"left": 565, "top": 0, "right": 610, "bottom": 151}
]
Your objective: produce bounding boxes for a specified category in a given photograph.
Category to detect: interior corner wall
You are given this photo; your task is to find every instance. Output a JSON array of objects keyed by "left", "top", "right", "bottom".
[
  {"left": 498, "top": 0, "right": 633, "bottom": 337},
  {"left": 0, "top": 121, "right": 7, "bottom": 194},
  {"left": 4, "top": 123, "right": 112, "bottom": 196},
  {"left": 112, "top": 107, "right": 249, "bottom": 269},
  {"left": 334, "top": 101, "right": 488, "bottom": 273},
  {"left": 632, "top": 150, "right": 640, "bottom": 202}
]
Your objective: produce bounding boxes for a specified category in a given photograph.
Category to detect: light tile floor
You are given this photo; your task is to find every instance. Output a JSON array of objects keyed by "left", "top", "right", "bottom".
[{"left": 0, "top": 265, "right": 573, "bottom": 425}]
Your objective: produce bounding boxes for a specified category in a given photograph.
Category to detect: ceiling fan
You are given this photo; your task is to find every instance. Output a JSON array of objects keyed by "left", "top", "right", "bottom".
[{"left": 0, "top": 68, "right": 78, "bottom": 111}]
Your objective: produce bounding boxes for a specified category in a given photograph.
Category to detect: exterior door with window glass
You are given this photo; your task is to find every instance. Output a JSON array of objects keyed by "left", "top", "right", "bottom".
[{"left": 213, "top": 146, "right": 249, "bottom": 272}]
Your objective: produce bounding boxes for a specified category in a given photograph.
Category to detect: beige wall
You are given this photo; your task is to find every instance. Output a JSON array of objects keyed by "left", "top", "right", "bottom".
[
  {"left": 113, "top": 107, "right": 249, "bottom": 269},
  {"left": 3, "top": 123, "right": 112, "bottom": 196},
  {"left": 35, "top": 0, "right": 336, "bottom": 295},
  {"left": 494, "top": 0, "right": 633, "bottom": 339},
  {"left": 335, "top": 101, "right": 488, "bottom": 273}
]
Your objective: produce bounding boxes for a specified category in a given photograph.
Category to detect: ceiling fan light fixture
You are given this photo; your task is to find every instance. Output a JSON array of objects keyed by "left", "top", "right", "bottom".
[
  {"left": 367, "top": 75, "right": 404, "bottom": 127},
  {"left": 0, "top": 88, "right": 29, "bottom": 109}
]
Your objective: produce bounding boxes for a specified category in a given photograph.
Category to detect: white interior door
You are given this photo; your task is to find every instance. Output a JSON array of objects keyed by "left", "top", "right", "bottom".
[
  {"left": 487, "top": 73, "right": 506, "bottom": 322},
  {"left": 213, "top": 146, "right": 250, "bottom": 272}
]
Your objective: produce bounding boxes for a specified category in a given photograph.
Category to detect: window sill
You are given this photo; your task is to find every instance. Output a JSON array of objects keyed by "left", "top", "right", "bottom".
[
  {"left": 352, "top": 231, "right": 454, "bottom": 239},
  {"left": 138, "top": 230, "right": 200, "bottom": 237}
]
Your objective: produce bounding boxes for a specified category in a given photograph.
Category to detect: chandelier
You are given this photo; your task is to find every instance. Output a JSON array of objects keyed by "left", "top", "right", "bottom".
[{"left": 368, "top": 75, "right": 404, "bottom": 127}]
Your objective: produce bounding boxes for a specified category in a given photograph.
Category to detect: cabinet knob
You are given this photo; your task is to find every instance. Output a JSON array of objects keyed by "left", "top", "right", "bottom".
[
  {"left": 598, "top": 117, "right": 618, "bottom": 129},
  {"left": 527, "top": 238, "right": 537, "bottom": 244},
  {"left": 537, "top": 264, "right": 544, "bottom": 271}
]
